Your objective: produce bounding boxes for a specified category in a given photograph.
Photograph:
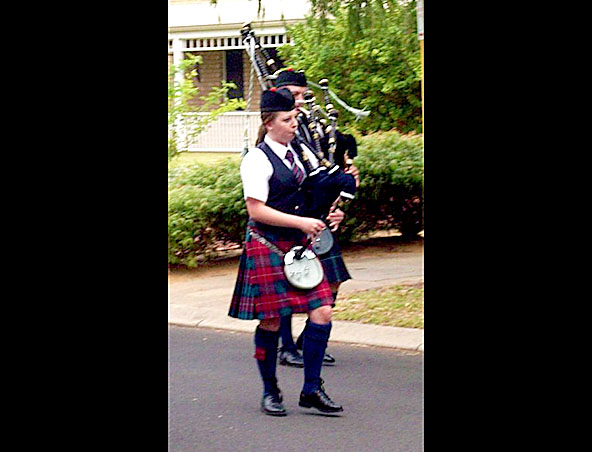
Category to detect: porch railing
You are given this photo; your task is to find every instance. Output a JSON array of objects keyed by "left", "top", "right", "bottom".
[{"left": 181, "top": 111, "right": 261, "bottom": 152}]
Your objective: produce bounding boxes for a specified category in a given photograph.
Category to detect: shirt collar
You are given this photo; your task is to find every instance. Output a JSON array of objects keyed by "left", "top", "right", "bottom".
[{"left": 264, "top": 134, "right": 294, "bottom": 160}]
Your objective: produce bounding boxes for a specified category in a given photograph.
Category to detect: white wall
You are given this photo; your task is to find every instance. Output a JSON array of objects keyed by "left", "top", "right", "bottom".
[{"left": 168, "top": 0, "right": 311, "bottom": 28}]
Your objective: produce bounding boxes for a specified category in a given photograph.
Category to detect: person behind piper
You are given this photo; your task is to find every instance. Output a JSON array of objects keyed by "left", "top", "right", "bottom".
[
  {"left": 272, "top": 68, "right": 360, "bottom": 368},
  {"left": 228, "top": 87, "right": 344, "bottom": 416}
]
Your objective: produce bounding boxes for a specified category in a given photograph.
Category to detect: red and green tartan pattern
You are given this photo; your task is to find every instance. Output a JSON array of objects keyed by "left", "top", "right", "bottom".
[{"left": 228, "top": 226, "right": 334, "bottom": 320}]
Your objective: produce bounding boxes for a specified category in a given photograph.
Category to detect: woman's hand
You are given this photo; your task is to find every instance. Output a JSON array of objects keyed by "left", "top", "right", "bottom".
[
  {"left": 327, "top": 208, "right": 345, "bottom": 232},
  {"left": 298, "top": 217, "right": 327, "bottom": 239},
  {"left": 345, "top": 164, "right": 360, "bottom": 188}
]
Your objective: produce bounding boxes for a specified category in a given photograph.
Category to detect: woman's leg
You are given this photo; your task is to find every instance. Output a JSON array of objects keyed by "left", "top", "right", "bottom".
[
  {"left": 255, "top": 318, "right": 286, "bottom": 415},
  {"left": 255, "top": 318, "right": 281, "bottom": 395},
  {"left": 279, "top": 313, "right": 297, "bottom": 352},
  {"left": 299, "top": 306, "right": 343, "bottom": 412},
  {"left": 302, "top": 306, "right": 332, "bottom": 393}
]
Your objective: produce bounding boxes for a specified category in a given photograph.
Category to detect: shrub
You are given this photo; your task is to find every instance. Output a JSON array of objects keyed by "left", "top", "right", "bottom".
[{"left": 168, "top": 158, "right": 247, "bottom": 267}]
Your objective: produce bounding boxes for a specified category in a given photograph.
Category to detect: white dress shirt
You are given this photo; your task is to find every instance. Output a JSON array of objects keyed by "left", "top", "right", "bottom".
[{"left": 240, "top": 135, "right": 320, "bottom": 202}]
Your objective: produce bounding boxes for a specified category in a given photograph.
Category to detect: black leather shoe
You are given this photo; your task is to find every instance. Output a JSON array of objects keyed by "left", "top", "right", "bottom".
[
  {"left": 322, "top": 351, "right": 336, "bottom": 365},
  {"left": 279, "top": 349, "right": 304, "bottom": 368},
  {"left": 299, "top": 388, "right": 343, "bottom": 413},
  {"left": 261, "top": 393, "right": 287, "bottom": 416}
]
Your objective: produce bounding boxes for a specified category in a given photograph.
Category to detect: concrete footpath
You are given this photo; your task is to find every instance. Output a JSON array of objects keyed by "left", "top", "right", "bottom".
[{"left": 168, "top": 237, "right": 424, "bottom": 352}]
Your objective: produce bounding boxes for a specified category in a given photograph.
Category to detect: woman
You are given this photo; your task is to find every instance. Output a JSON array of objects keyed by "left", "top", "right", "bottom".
[{"left": 228, "top": 87, "right": 344, "bottom": 416}]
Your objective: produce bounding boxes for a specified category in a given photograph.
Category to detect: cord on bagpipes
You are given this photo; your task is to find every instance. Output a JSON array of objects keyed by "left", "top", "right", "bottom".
[{"left": 241, "top": 38, "right": 257, "bottom": 157}]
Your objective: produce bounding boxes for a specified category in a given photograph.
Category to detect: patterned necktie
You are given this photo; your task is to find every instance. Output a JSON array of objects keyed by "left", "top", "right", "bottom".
[{"left": 285, "top": 149, "right": 305, "bottom": 185}]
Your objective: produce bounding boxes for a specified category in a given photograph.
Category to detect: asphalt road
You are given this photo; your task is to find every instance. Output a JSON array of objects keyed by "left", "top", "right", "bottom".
[{"left": 169, "top": 326, "right": 424, "bottom": 452}]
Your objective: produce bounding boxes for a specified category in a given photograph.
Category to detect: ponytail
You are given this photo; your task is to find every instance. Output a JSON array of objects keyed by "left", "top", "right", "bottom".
[
  {"left": 256, "top": 112, "right": 277, "bottom": 145},
  {"left": 256, "top": 124, "right": 266, "bottom": 145}
]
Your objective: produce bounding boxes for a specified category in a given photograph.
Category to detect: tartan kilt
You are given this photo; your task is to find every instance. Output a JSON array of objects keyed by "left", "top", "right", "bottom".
[
  {"left": 228, "top": 222, "right": 335, "bottom": 320},
  {"left": 318, "top": 237, "right": 351, "bottom": 286}
]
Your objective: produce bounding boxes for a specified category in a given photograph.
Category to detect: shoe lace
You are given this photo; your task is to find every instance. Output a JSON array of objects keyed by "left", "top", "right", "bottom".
[
  {"left": 271, "top": 386, "right": 283, "bottom": 401},
  {"left": 318, "top": 379, "right": 339, "bottom": 404}
]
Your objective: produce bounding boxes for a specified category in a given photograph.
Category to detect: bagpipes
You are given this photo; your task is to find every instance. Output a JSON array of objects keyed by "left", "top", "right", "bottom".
[{"left": 241, "top": 23, "right": 360, "bottom": 255}]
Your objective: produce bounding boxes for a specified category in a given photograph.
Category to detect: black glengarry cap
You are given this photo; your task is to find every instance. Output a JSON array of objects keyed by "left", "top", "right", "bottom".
[
  {"left": 275, "top": 68, "right": 307, "bottom": 88},
  {"left": 260, "top": 87, "right": 296, "bottom": 112}
]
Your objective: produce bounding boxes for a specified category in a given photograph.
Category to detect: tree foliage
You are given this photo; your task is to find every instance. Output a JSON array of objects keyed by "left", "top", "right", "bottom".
[
  {"left": 278, "top": 0, "right": 421, "bottom": 134},
  {"left": 168, "top": 54, "right": 245, "bottom": 161}
]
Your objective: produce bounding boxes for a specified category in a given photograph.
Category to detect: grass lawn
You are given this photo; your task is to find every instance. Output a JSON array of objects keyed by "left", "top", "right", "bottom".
[{"left": 333, "top": 283, "right": 424, "bottom": 329}]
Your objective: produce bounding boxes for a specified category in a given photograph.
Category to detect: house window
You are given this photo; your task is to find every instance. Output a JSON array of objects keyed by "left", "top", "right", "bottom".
[{"left": 226, "top": 50, "right": 244, "bottom": 105}]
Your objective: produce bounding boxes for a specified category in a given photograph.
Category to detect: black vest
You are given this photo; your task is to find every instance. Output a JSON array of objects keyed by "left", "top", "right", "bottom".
[{"left": 252, "top": 142, "right": 307, "bottom": 236}]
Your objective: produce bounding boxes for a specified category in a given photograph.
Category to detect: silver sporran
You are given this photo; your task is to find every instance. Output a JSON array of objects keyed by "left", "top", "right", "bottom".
[{"left": 284, "top": 246, "right": 324, "bottom": 290}]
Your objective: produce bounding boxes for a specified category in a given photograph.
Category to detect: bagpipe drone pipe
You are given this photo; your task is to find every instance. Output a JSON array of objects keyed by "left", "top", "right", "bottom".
[{"left": 240, "top": 23, "right": 280, "bottom": 89}]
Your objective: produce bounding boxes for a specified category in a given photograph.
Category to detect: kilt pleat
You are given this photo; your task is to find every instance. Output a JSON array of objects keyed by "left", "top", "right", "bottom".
[{"left": 228, "top": 223, "right": 335, "bottom": 320}]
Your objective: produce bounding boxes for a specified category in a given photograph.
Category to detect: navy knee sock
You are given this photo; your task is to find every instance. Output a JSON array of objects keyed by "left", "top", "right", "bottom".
[
  {"left": 254, "top": 326, "right": 280, "bottom": 397},
  {"left": 279, "top": 314, "right": 297, "bottom": 352},
  {"left": 302, "top": 321, "right": 332, "bottom": 394}
]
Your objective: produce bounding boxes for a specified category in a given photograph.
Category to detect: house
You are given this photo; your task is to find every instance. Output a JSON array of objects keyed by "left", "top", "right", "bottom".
[{"left": 168, "top": 0, "right": 310, "bottom": 151}]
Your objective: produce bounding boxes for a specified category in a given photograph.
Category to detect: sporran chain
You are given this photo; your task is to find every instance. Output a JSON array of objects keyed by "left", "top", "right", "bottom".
[{"left": 248, "top": 228, "right": 286, "bottom": 257}]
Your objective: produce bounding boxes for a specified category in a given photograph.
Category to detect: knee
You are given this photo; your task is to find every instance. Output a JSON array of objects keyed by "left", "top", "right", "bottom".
[
  {"left": 259, "top": 318, "right": 281, "bottom": 332},
  {"left": 309, "top": 306, "right": 332, "bottom": 325}
]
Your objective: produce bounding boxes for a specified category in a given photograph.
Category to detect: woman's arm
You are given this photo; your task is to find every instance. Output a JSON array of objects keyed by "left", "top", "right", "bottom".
[{"left": 246, "top": 198, "right": 326, "bottom": 238}]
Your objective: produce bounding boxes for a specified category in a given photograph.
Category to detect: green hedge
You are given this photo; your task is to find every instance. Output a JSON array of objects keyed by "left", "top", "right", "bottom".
[
  {"left": 168, "top": 130, "right": 423, "bottom": 267},
  {"left": 168, "top": 159, "right": 246, "bottom": 267},
  {"left": 339, "top": 130, "right": 424, "bottom": 240}
]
